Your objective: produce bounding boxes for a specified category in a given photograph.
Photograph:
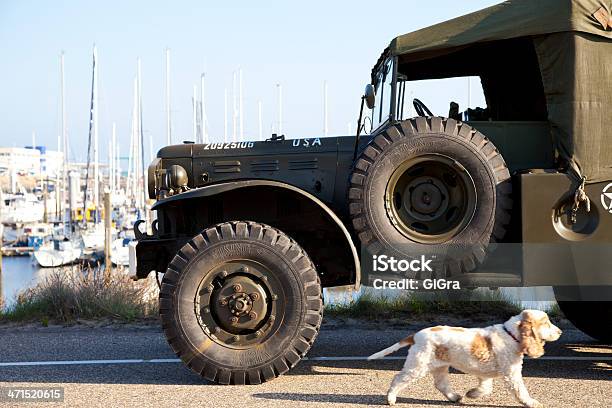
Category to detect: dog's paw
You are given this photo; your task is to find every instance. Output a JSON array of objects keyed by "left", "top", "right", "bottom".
[
  {"left": 387, "top": 394, "right": 397, "bottom": 406},
  {"left": 466, "top": 388, "right": 482, "bottom": 399},
  {"left": 525, "top": 400, "right": 543, "bottom": 408},
  {"left": 447, "top": 393, "right": 462, "bottom": 403}
]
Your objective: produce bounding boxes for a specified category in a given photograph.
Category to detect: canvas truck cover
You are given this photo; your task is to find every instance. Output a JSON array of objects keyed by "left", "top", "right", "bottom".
[{"left": 382, "top": 0, "right": 612, "bottom": 183}]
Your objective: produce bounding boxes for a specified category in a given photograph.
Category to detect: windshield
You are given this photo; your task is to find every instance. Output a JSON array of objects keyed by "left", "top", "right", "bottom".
[{"left": 371, "top": 58, "right": 394, "bottom": 131}]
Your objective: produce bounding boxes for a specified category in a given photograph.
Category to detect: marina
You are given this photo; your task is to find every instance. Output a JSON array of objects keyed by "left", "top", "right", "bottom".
[{"left": 1, "top": 46, "right": 144, "bottom": 275}]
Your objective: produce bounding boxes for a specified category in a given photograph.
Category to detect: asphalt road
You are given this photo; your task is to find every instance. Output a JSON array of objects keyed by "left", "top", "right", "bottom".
[{"left": 0, "top": 320, "right": 609, "bottom": 408}]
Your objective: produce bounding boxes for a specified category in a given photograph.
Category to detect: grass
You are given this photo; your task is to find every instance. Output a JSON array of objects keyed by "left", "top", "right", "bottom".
[
  {"left": 325, "top": 288, "right": 531, "bottom": 322},
  {"left": 0, "top": 267, "right": 159, "bottom": 324},
  {"left": 1, "top": 268, "right": 565, "bottom": 326}
]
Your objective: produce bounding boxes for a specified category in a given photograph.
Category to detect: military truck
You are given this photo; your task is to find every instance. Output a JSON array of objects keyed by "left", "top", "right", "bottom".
[{"left": 130, "top": 0, "right": 612, "bottom": 384}]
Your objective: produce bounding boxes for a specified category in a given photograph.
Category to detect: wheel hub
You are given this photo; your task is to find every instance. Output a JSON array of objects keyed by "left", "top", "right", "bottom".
[
  {"left": 385, "top": 154, "right": 477, "bottom": 244},
  {"left": 213, "top": 274, "right": 268, "bottom": 333},
  {"left": 405, "top": 177, "right": 448, "bottom": 220},
  {"left": 195, "top": 261, "right": 281, "bottom": 349}
]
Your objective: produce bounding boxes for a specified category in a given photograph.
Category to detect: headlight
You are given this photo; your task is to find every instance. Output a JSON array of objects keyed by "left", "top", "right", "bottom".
[
  {"left": 148, "top": 160, "right": 189, "bottom": 200},
  {"left": 166, "top": 165, "right": 188, "bottom": 191},
  {"left": 148, "top": 158, "right": 161, "bottom": 199}
]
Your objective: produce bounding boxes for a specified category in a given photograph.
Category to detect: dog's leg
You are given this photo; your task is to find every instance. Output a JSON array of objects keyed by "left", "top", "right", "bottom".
[
  {"left": 386, "top": 349, "right": 430, "bottom": 406},
  {"left": 466, "top": 377, "right": 493, "bottom": 399},
  {"left": 503, "top": 368, "right": 542, "bottom": 408},
  {"left": 431, "top": 366, "right": 462, "bottom": 403}
]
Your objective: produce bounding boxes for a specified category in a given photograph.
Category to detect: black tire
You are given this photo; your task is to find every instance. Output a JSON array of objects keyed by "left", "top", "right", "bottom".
[
  {"left": 349, "top": 117, "right": 512, "bottom": 276},
  {"left": 554, "top": 286, "right": 612, "bottom": 343},
  {"left": 159, "top": 221, "right": 323, "bottom": 384}
]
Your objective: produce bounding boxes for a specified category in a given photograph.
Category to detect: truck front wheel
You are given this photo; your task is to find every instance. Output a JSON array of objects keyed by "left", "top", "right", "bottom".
[{"left": 159, "top": 221, "right": 323, "bottom": 384}]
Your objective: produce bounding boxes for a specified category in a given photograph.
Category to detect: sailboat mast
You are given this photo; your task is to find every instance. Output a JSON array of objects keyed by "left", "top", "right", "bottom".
[
  {"left": 277, "top": 83, "right": 283, "bottom": 135},
  {"left": 82, "top": 46, "right": 97, "bottom": 226},
  {"left": 111, "top": 123, "right": 116, "bottom": 192},
  {"left": 115, "top": 142, "right": 120, "bottom": 193},
  {"left": 137, "top": 58, "right": 146, "bottom": 213},
  {"left": 239, "top": 68, "right": 243, "bottom": 141},
  {"left": 93, "top": 45, "right": 99, "bottom": 215},
  {"left": 201, "top": 73, "right": 208, "bottom": 144},
  {"left": 224, "top": 88, "right": 228, "bottom": 143},
  {"left": 60, "top": 51, "right": 70, "bottom": 228},
  {"left": 192, "top": 85, "right": 197, "bottom": 142},
  {"left": 258, "top": 100, "right": 262, "bottom": 141},
  {"left": 57, "top": 53, "right": 66, "bottom": 222},
  {"left": 128, "top": 77, "right": 136, "bottom": 203},
  {"left": 232, "top": 71, "right": 237, "bottom": 142},
  {"left": 323, "top": 80, "right": 328, "bottom": 136},
  {"left": 165, "top": 48, "right": 172, "bottom": 146}
]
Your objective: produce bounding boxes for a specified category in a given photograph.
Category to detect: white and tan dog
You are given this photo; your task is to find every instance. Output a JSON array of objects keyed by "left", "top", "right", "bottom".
[{"left": 369, "top": 310, "right": 561, "bottom": 407}]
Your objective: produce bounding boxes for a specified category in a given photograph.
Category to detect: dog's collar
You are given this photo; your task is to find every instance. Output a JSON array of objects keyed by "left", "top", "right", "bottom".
[{"left": 503, "top": 323, "right": 520, "bottom": 343}]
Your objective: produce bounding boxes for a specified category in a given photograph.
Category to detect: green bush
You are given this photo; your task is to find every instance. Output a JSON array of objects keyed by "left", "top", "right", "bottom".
[
  {"left": 0, "top": 268, "right": 158, "bottom": 323},
  {"left": 324, "top": 288, "right": 523, "bottom": 321}
]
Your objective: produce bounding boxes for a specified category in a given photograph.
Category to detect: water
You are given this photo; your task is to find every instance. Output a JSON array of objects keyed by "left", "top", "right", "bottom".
[{"left": 1, "top": 256, "right": 44, "bottom": 308}]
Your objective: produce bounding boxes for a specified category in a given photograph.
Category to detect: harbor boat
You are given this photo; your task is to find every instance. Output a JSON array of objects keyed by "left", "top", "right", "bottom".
[
  {"left": 22, "top": 223, "right": 54, "bottom": 249},
  {"left": 1, "top": 192, "right": 45, "bottom": 224},
  {"left": 81, "top": 222, "right": 105, "bottom": 250},
  {"left": 81, "top": 222, "right": 117, "bottom": 251},
  {"left": 110, "top": 229, "right": 135, "bottom": 266},
  {"left": 110, "top": 238, "right": 130, "bottom": 266},
  {"left": 33, "top": 236, "right": 82, "bottom": 267}
]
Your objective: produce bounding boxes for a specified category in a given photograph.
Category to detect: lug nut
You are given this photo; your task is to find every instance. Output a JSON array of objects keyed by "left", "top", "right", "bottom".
[
  {"left": 220, "top": 270, "right": 228, "bottom": 278},
  {"left": 230, "top": 317, "right": 238, "bottom": 324},
  {"left": 233, "top": 335, "right": 240, "bottom": 342},
  {"left": 271, "top": 294, "right": 278, "bottom": 301},
  {"left": 233, "top": 284, "right": 242, "bottom": 292},
  {"left": 201, "top": 307, "right": 210, "bottom": 314},
  {"left": 250, "top": 293, "right": 259, "bottom": 301},
  {"left": 241, "top": 266, "right": 249, "bottom": 273},
  {"left": 214, "top": 327, "right": 221, "bottom": 334},
  {"left": 261, "top": 276, "right": 268, "bottom": 281},
  {"left": 255, "top": 330, "right": 263, "bottom": 338},
  {"left": 249, "top": 312, "right": 258, "bottom": 320},
  {"left": 269, "top": 314, "right": 276, "bottom": 322},
  {"left": 220, "top": 298, "right": 228, "bottom": 306}
]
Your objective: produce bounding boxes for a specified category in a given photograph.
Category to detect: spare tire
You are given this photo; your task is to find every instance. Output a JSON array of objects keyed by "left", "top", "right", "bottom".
[{"left": 349, "top": 117, "right": 512, "bottom": 277}]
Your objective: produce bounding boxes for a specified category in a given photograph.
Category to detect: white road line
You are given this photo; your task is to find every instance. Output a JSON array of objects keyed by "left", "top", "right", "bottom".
[
  {"left": 0, "top": 356, "right": 610, "bottom": 367},
  {"left": 308, "top": 356, "right": 612, "bottom": 361},
  {"left": 0, "top": 359, "right": 181, "bottom": 367}
]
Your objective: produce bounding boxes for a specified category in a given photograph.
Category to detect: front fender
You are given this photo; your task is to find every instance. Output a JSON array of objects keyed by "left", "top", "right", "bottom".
[{"left": 151, "top": 180, "right": 361, "bottom": 289}]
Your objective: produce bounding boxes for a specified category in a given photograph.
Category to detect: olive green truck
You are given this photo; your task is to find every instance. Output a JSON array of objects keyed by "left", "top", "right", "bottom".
[{"left": 130, "top": 0, "right": 612, "bottom": 384}]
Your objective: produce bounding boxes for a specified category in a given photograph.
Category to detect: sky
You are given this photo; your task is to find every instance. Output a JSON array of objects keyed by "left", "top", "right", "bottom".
[{"left": 0, "top": 0, "right": 498, "bottom": 163}]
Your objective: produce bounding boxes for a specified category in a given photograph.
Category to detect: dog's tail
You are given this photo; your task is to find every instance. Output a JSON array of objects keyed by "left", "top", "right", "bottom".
[{"left": 367, "top": 334, "right": 415, "bottom": 360}]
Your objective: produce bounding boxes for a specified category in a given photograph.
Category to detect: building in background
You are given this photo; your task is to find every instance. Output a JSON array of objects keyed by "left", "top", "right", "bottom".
[{"left": 0, "top": 146, "right": 63, "bottom": 177}]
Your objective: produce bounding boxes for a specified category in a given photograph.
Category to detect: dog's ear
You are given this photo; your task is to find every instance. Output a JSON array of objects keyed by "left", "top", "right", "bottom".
[{"left": 519, "top": 311, "right": 545, "bottom": 358}]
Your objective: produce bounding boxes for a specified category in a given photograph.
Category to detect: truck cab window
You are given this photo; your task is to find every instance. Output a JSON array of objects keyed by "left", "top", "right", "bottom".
[{"left": 371, "top": 58, "right": 394, "bottom": 131}]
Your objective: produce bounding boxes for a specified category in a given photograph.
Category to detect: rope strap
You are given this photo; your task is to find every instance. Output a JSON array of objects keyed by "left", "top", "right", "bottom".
[{"left": 571, "top": 176, "right": 591, "bottom": 224}]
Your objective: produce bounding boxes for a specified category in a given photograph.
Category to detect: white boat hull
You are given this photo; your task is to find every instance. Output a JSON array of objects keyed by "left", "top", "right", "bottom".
[
  {"left": 34, "top": 241, "right": 82, "bottom": 268},
  {"left": 110, "top": 238, "right": 130, "bottom": 266}
]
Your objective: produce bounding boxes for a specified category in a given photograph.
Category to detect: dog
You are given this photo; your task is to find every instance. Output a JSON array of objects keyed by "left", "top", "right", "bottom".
[{"left": 368, "top": 310, "right": 561, "bottom": 407}]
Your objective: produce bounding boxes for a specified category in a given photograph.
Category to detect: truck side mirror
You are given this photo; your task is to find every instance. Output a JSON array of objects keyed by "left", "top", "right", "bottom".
[{"left": 364, "top": 84, "right": 375, "bottom": 109}]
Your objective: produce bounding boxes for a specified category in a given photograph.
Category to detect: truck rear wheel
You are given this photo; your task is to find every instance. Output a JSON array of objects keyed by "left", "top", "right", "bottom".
[
  {"left": 349, "top": 117, "right": 512, "bottom": 276},
  {"left": 159, "top": 221, "right": 323, "bottom": 384},
  {"left": 554, "top": 286, "right": 612, "bottom": 342}
]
